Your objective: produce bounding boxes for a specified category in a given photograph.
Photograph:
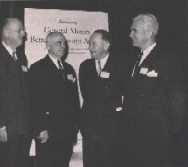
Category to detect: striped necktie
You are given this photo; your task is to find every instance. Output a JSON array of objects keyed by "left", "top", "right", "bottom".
[
  {"left": 57, "top": 59, "right": 66, "bottom": 80},
  {"left": 98, "top": 60, "right": 102, "bottom": 76},
  {"left": 12, "top": 51, "right": 17, "bottom": 61}
]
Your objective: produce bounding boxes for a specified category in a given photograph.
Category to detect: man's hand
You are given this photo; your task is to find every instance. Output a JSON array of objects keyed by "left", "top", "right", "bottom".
[
  {"left": 37, "top": 130, "right": 49, "bottom": 143},
  {"left": 0, "top": 128, "right": 7, "bottom": 142}
]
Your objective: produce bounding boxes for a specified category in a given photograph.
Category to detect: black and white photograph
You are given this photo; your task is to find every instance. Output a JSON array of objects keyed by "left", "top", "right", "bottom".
[{"left": 0, "top": 0, "right": 187, "bottom": 167}]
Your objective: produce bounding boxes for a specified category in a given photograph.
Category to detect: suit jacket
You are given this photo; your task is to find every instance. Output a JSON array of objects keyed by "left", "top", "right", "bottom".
[
  {"left": 121, "top": 45, "right": 186, "bottom": 147},
  {"left": 29, "top": 55, "right": 80, "bottom": 141},
  {"left": 0, "top": 43, "right": 31, "bottom": 135},
  {"left": 79, "top": 55, "right": 127, "bottom": 140}
]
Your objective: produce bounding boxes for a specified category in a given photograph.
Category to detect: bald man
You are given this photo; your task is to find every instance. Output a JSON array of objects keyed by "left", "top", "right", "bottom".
[
  {"left": 0, "top": 18, "right": 32, "bottom": 167},
  {"left": 29, "top": 32, "right": 80, "bottom": 167}
]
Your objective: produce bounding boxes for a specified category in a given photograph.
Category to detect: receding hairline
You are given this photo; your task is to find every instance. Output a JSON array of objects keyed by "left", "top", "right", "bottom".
[
  {"left": 46, "top": 32, "right": 65, "bottom": 42},
  {"left": 2, "top": 18, "right": 22, "bottom": 29},
  {"left": 91, "top": 29, "right": 112, "bottom": 45},
  {"left": 45, "top": 32, "right": 66, "bottom": 47}
]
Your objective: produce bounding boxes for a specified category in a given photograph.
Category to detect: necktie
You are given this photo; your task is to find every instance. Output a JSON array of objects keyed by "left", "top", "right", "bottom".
[
  {"left": 98, "top": 60, "right": 102, "bottom": 76},
  {"left": 57, "top": 59, "right": 66, "bottom": 80},
  {"left": 132, "top": 52, "right": 143, "bottom": 77},
  {"left": 12, "top": 51, "right": 17, "bottom": 61}
]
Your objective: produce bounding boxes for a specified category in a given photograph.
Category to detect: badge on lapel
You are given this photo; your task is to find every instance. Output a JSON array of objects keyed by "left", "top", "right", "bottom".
[
  {"left": 139, "top": 67, "right": 158, "bottom": 77},
  {"left": 22, "top": 65, "right": 28, "bottom": 72},
  {"left": 140, "top": 67, "right": 148, "bottom": 74},
  {"left": 67, "top": 74, "right": 76, "bottom": 83},
  {"left": 100, "top": 71, "right": 110, "bottom": 78}
]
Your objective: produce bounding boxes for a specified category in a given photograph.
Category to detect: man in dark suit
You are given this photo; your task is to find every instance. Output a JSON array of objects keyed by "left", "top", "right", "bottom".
[
  {"left": 120, "top": 14, "right": 186, "bottom": 167},
  {"left": 0, "top": 18, "right": 32, "bottom": 167},
  {"left": 79, "top": 29, "right": 127, "bottom": 167},
  {"left": 29, "top": 32, "right": 80, "bottom": 167}
]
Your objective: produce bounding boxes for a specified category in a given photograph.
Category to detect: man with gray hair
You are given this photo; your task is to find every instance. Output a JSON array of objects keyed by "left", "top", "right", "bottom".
[
  {"left": 29, "top": 32, "right": 80, "bottom": 167},
  {"left": 120, "top": 14, "right": 186, "bottom": 167}
]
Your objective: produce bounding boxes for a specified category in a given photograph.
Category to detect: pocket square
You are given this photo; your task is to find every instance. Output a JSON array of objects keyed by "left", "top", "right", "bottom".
[
  {"left": 22, "top": 65, "right": 28, "bottom": 72},
  {"left": 146, "top": 70, "right": 158, "bottom": 77},
  {"left": 100, "top": 71, "right": 110, "bottom": 78}
]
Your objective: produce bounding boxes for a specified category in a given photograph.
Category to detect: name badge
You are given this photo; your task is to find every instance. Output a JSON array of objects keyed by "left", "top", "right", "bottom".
[
  {"left": 67, "top": 74, "right": 76, "bottom": 83},
  {"left": 100, "top": 71, "right": 110, "bottom": 78},
  {"left": 140, "top": 67, "right": 148, "bottom": 74}
]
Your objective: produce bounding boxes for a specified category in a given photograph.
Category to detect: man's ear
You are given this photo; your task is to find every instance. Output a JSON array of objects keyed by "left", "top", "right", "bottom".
[
  {"left": 104, "top": 41, "right": 110, "bottom": 51},
  {"left": 46, "top": 43, "right": 51, "bottom": 50},
  {"left": 146, "top": 30, "right": 153, "bottom": 38}
]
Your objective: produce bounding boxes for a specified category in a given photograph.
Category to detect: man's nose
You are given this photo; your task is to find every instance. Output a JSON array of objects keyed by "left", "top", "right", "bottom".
[
  {"left": 21, "top": 30, "right": 26, "bottom": 37},
  {"left": 129, "top": 31, "right": 133, "bottom": 38}
]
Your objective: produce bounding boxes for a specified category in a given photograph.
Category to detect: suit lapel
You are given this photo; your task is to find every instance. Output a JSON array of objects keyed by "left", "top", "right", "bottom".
[
  {"left": 102, "top": 54, "right": 114, "bottom": 74},
  {"left": 140, "top": 46, "right": 159, "bottom": 68},
  {"left": 45, "top": 55, "right": 58, "bottom": 69},
  {"left": 90, "top": 59, "right": 98, "bottom": 77}
]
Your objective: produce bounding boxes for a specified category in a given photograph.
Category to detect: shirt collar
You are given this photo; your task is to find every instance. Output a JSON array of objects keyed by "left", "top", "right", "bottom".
[
  {"left": 95, "top": 53, "right": 109, "bottom": 69},
  {"left": 2, "top": 41, "right": 15, "bottom": 56},
  {"left": 48, "top": 54, "right": 63, "bottom": 69},
  {"left": 138, "top": 43, "right": 156, "bottom": 65},
  {"left": 142, "top": 42, "right": 156, "bottom": 55}
]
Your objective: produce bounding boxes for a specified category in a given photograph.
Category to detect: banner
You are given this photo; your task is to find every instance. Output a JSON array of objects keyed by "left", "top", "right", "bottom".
[{"left": 24, "top": 8, "right": 109, "bottom": 73}]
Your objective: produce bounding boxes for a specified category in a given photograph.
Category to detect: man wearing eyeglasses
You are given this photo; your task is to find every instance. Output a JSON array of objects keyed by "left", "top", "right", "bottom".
[
  {"left": 0, "top": 18, "right": 32, "bottom": 167},
  {"left": 29, "top": 32, "right": 80, "bottom": 167}
]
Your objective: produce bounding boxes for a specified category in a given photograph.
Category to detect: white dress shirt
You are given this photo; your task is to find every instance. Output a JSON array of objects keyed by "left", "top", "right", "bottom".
[
  {"left": 139, "top": 42, "right": 156, "bottom": 66},
  {"left": 132, "top": 43, "right": 156, "bottom": 77},
  {"left": 2, "top": 41, "right": 18, "bottom": 60},
  {"left": 95, "top": 54, "right": 109, "bottom": 72},
  {"left": 48, "top": 54, "right": 64, "bottom": 69}
]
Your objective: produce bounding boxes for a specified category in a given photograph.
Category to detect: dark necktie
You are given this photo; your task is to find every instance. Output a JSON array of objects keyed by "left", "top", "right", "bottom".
[
  {"left": 98, "top": 60, "right": 102, "bottom": 76},
  {"left": 132, "top": 52, "right": 143, "bottom": 77},
  {"left": 57, "top": 59, "right": 66, "bottom": 81}
]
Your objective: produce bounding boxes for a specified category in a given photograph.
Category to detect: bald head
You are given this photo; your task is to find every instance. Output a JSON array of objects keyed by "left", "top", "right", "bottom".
[
  {"left": 2, "top": 18, "right": 25, "bottom": 50},
  {"left": 46, "top": 32, "right": 66, "bottom": 59}
]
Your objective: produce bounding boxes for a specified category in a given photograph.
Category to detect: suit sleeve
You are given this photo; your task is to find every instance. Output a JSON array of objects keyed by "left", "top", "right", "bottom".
[
  {"left": 0, "top": 98, "right": 6, "bottom": 129},
  {"left": 79, "top": 61, "right": 98, "bottom": 102},
  {"left": 29, "top": 65, "right": 48, "bottom": 136},
  {"left": 164, "top": 54, "right": 186, "bottom": 132},
  {"left": 68, "top": 65, "right": 80, "bottom": 130},
  {"left": 0, "top": 64, "right": 6, "bottom": 128}
]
